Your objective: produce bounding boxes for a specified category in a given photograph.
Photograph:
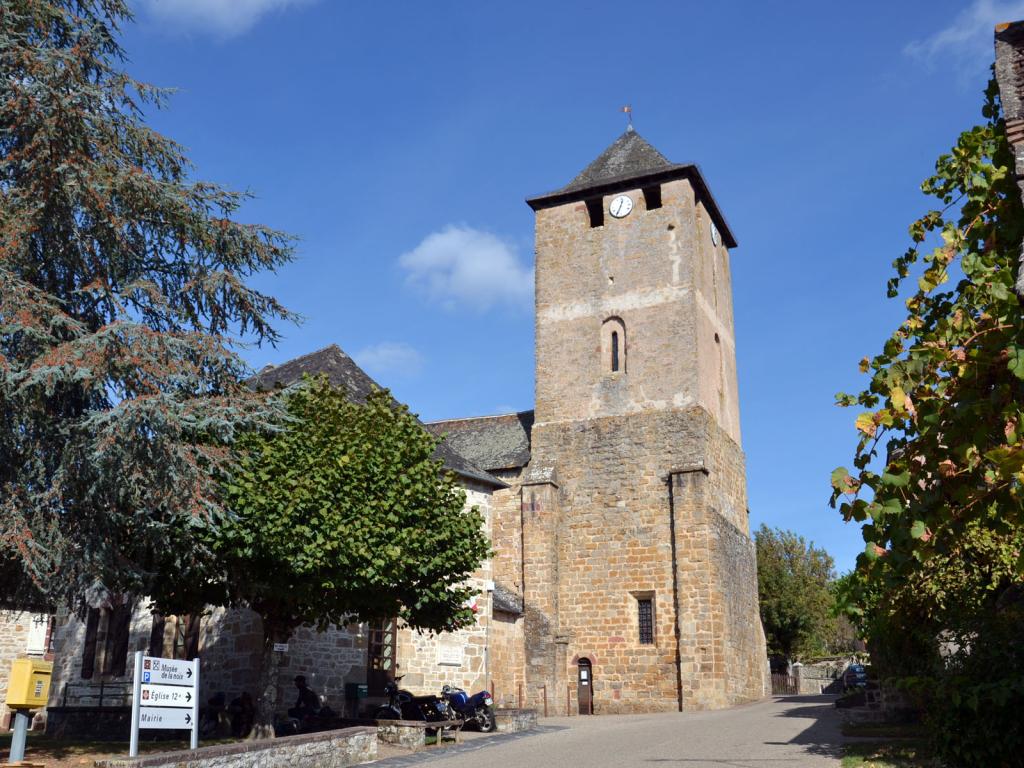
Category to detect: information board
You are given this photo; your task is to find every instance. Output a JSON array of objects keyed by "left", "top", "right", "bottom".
[{"left": 129, "top": 652, "right": 199, "bottom": 756}]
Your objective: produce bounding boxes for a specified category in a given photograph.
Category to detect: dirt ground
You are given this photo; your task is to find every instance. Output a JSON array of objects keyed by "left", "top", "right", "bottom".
[{"left": 0, "top": 734, "right": 232, "bottom": 767}]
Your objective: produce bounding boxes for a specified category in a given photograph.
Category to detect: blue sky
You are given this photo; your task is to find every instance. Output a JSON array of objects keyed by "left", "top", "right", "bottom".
[{"left": 123, "top": 0, "right": 1019, "bottom": 572}]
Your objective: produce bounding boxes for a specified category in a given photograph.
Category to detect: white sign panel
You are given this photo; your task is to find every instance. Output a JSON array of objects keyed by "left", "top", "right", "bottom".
[
  {"left": 273, "top": 643, "right": 289, "bottom": 652},
  {"left": 140, "top": 683, "right": 194, "bottom": 708},
  {"left": 130, "top": 652, "right": 200, "bottom": 755},
  {"left": 139, "top": 707, "right": 194, "bottom": 730},
  {"left": 437, "top": 640, "right": 465, "bottom": 667},
  {"left": 141, "top": 657, "right": 196, "bottom": 686}
]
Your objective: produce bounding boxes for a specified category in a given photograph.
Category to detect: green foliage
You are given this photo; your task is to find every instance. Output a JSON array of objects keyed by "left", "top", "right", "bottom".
[
  {"left": 830, "top": 77, "right": 1024, "bottom": 604},
  {"left": 206, "top": 377, "right": 491, "bottom": 639},
  {"left": 754, "top": 524, "right": 838, "bottom": 661},
  {"left": 0, "top": 1, "right": 294, "bottom": 608},
  {"left": 832, "top": 78, "right": 1024, "bottom": 768}
]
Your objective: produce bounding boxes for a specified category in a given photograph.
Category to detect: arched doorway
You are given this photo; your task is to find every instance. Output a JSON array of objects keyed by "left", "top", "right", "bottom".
[{"left": 577, "top": 658, "right": 593, "bottom": 715}]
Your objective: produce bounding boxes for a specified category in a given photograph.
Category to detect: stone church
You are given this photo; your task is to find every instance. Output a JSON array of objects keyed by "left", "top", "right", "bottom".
[
  {"left": 34, "top": 128, "right": 767, "bottom": 732},
  {"left": 429, "top": 126, "right": 768, "bottom": 713}
]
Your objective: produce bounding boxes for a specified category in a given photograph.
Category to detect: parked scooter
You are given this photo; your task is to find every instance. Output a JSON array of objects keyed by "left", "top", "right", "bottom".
[
  {"left": 440, "top": 684, "right": 496, "bottom": 732},
  {"left": 373, "top": 677, "right": 450, "bottom": 722}
]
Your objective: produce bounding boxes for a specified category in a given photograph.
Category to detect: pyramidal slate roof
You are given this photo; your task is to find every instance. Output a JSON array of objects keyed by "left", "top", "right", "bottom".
[
  {"left": 251, "top": 345, "right": 506, "bottom": 489},
  {"left": 561, "top": 127, "right": 673, "bottom": 194},
  {"left": 526, "top": 127, "right": 737, "bottom": 248}
]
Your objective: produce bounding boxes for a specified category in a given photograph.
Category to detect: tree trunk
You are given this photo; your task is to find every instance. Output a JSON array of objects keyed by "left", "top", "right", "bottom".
[{"left": 250, "top": 625, "right": 283, "bottom": 740}]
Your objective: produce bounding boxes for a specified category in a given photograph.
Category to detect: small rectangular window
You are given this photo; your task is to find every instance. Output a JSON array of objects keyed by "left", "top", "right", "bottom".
[
  {"left": 643, "top": 185, "right": 662, "bottom": 210},
  {"left": 586, "top": 198, "right": 604, "bottom": 228},
  {"left": 638, "top": 598, "right": 654, "bottom": 644}
]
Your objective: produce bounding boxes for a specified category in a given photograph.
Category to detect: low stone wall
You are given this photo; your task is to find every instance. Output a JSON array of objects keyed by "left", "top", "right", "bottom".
[
  {"left": 495, "top": 708, "right": 536, "bottom": 732},
  {"left": 375, "top": 719, "right": 428, "bottom": 750},
  {"left": 94, "top": 726, "right": 377, "bottom": 768}
]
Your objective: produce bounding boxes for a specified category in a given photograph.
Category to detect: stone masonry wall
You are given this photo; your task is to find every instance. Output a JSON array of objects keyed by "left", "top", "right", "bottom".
[
  {"left": 48, "top": 604, "right": 367, "bottom": 726},
  {"left": 47, "top": 481, "right": 494, "bottom": 729},
  {"left": 486, "top": 469, "right": 527, "bottom": 708},
  {"left": 395, "top": 483, "right": 494, "bottom": 697},
  {"left": 519, "top": 168, "right": 767, "bottom": 714},
  {"left": 95, "top": 726, "right": 377, "bottom": 768},
  {"left": 0, "top": 610, "right": 50, "bottom": 727}
]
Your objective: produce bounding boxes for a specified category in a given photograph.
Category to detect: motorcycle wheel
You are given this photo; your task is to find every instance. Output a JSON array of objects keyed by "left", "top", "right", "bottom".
[
  {"left": 374, "top": 706, "right": 399, "bottom": 720},
  {"left": 476, "top": 706, "right": 496, "bottom": 733}
]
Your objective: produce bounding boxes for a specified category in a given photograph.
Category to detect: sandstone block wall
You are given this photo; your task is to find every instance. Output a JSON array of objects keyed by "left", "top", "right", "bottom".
[
  {"left": 0, "top": 610, "right": 50, "bottom": 727},
  {"left": 95, "top": 726, "right": 377, "bottom": 768}
]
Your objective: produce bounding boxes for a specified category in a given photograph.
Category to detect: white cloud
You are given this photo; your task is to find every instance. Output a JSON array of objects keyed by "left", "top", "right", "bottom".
[
  {"left": 905, "top": 0, "right": 1024, "bottom": 67},
  {"left": 140, "top": 0, "right": 317, "bottom": 37},
  {"left": 399, "top": 225, "right": 533, "bottom": 312},
  {"left": 353, "top": 342, "right": 424, "bottom": 380}
]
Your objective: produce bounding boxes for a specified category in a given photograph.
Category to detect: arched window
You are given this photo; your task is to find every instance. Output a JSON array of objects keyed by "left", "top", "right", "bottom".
[{"left": 601, "top": 317, "right": 626, "bottom": 374}]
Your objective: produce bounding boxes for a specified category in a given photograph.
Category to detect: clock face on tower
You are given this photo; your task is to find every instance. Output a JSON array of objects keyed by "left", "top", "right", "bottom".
[{"left": 609, "top": 195, "right": 633, "bottom": 218}]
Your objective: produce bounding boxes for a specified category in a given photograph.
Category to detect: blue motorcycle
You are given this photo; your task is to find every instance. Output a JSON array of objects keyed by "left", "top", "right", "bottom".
[{"left": 440, "top": 684, "right": 496, "bottom": 732}]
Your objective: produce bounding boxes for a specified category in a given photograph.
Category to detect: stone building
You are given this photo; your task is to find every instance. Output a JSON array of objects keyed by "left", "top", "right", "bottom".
[
  {"left": 428, "top": 127, "right": 769, "bottom": 714},
  {"left": 0, "top": 611, "right": 53, "bottom": 728},
  {"left": 40, "top": 128, "right": 767, "bottom": 730},
  {"left": 44, "top": 346, "right": 506, "bottom": 736}
]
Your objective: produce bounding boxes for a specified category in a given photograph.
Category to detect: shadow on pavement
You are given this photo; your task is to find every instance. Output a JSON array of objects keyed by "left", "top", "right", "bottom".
[{"left": 767, "top": 694, "right": 845, "bottom": 758}]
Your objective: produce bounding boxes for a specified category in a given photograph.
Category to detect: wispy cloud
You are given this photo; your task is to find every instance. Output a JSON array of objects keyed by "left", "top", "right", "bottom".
[
  {"left": 399, "top": 225, "right": 533, "bottom": 312},
  {"left": 140, "top": 0, "right": 318, "bottom": 37},
  {"left": 353, "top": 342, "right": 424, "bottom": 380},
  {"left": 905, "top": 0, "right": 1024, "bottom": 68}
]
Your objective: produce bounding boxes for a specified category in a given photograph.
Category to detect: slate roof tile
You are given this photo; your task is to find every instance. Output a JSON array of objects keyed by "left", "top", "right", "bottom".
[
  {"left": 251, "top": 345, "right": 505, "bottom": 489},
  {"left": 425, "top": 411, "right": 534, "bottom": 472}
]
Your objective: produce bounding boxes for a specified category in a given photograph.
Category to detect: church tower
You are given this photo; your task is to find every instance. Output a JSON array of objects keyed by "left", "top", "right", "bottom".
[{"left": 520, "top": 127, "right": 769, "bottom": 712}]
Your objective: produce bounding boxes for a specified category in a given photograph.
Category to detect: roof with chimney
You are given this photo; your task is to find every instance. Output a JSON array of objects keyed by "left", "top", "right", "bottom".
[
  {"left": 251, "top": 345, "right": 506, "bottom": 489},
  {"left": 425, "top": 411, "right": 534, "bottom": 472},
  {"left": 525, "top": 127, "right": 737, "bottom": 248}
]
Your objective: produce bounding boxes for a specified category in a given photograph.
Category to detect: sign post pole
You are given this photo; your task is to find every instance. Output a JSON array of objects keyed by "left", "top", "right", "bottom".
[
  {"left": 190, "top": 659, "right": 200, "bottom": 750},
  {"left": 129, "top": 651, "right": 143, "bottom": 757}
]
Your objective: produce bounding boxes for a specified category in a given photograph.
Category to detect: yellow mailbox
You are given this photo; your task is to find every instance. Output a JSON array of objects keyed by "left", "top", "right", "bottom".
[{"left": 6, "top": 658, "right": 53, "bottom": 708}]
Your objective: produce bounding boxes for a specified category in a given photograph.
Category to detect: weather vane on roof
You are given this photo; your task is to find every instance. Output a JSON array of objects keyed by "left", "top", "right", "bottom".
[{"left": 622, "top": 104, "right": 633, "bottom": 131}]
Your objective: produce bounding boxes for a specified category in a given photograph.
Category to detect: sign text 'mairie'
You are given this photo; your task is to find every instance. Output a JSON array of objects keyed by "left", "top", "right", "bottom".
[{"left": 139, "top": 707, "right": 194, "bottom": 730}]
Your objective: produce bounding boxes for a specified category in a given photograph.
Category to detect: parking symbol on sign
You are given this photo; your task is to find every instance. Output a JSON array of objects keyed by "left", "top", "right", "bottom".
[{"left": 143, "top": 672, "right": 151, "bottom": 683}]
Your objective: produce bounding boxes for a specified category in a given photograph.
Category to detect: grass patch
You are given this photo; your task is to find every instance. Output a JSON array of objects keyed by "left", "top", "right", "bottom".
[
  {"left": 842, "top": 741, "right": 939, "bottom": 767},
  {"left": 0, "top": 732, "right": 238, "bottom": 766}
]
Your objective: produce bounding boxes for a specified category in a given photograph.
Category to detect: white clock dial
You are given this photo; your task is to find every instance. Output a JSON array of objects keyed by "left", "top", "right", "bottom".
[
  {"left": 609, "top": 195, "right": 633, "bottom": 218},
  {"left": 710, "top": 222, "right": 721, "bottom": 246}
]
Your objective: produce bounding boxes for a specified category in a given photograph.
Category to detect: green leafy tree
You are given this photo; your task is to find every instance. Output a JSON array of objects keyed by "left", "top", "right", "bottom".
[
  {"left": 754, "top": 525, "right": 837, "bottom": 665},
  {"left": 0, "top": 1, "right": 294, "bottom": 609},
  {"left": 829, "top": 78, "right": 1024, "bottom": 604},
  {"left": 830, "top": 80, "right": 1024, "bottom": 766},
  {"left": 207, "top": 378, "right": 491, "bottom": 735}
]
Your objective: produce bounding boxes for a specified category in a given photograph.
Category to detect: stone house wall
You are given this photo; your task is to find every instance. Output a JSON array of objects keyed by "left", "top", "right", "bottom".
[
  {"left": 46, "top": 482, "right": 495, "bottom": 730},
  {"left": 0, "top": 610, "right": 51, "bottom": 727},
  {"left": 393, "top": 482, "right": 494, "bottom": 697}
]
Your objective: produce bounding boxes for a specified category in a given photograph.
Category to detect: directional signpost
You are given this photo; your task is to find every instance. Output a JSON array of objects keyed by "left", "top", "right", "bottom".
[{"left": 129, "top": 652, "right": 200, "bottom": 757}]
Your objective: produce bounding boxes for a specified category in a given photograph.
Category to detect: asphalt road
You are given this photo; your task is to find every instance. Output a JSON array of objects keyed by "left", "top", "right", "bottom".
[{"left": 374, "top": 695, "right": 846, "bottom": 768}]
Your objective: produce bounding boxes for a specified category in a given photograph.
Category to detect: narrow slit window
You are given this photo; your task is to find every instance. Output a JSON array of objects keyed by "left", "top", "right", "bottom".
[
  {"left": 643, "top": 185, "right": 662, "bottom": 210},
  {"left": 611, "top": 331, "right": 620, "bottom": 372},
  {"left": 586, "top": 198, "right": 604, "bottom": 228},
  {"left": 638, "top": 598, "right": 654, "bottom": 644}
]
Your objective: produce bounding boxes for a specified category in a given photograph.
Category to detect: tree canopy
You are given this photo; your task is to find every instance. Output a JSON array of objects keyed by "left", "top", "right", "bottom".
[
  {"left": 754, "top": 524, "right": 837, "bottom": 662},
  {"left": 0, "top": 0, "right": 294, "bottom": 608},
  {"left": 830, "top": 80, "right": 1024, "bottom": 766},
  {"left": 203, "top": 377, "right": 491, "bottom": 732}
]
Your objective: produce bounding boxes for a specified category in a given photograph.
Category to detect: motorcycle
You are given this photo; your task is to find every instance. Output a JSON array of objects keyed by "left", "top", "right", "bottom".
[
  {"left": 440, "top": 684, "right": 496, "bottom": 732},
  {"left": 373, "top": 677, "right": 450, "bottom": 723}
]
